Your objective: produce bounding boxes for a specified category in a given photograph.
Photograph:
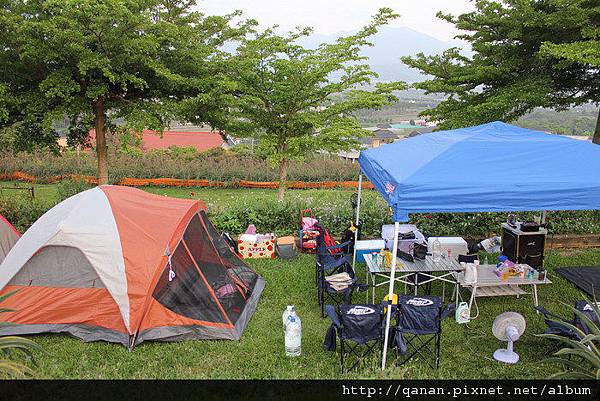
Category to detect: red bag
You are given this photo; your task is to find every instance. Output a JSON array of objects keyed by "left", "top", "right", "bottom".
[{"left": 322, "top": 229, "right": 342, "bottom": 255}]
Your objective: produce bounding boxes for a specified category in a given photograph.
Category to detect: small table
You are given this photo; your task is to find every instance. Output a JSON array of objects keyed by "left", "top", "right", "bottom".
[
  {"left": 457, "top": 264, "right": 552, "bottom": 319},
  {"left": 364, "top": 253, "right": 465, "bottom": 303}
]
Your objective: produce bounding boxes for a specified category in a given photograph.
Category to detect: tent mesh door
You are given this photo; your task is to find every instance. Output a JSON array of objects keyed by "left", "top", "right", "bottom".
[
  {"left": 152, "top": 242, "right": 228, "bottom": 324},
  {"left": 184, "top": 214, "right": 249, "bottom": 324}
]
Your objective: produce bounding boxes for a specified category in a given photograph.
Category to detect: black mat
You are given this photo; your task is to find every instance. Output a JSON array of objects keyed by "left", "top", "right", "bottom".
[{"left": 555, "top": 266, "right": 600, "bottom": 299}]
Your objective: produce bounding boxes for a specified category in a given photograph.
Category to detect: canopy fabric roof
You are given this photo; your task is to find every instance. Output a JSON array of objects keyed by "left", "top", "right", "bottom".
[{"left": 358, "top": 121, "right": 600, "bottom": 221}]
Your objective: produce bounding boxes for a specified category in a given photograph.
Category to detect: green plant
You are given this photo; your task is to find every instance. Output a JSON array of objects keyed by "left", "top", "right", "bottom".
[
  {"left": 167, "top": 146, "right": 200, "bottom": 161},
  {"left": 0, "top": 151, "right": 361, "bottom": 182},
  {"left": 0, "top": 194, "right": 53, "bottom": 233},
  {"left": 403, "top": 0, "right": 600, "bottom": 143},
  {"left": 224, "top": 8, "right": 405, "bottom": 200},
  {"left": 56, "top": 178, "right": 93, "bottom": 201},
  {"left": 0, "top": 291, "right": 44, "bottom": 378},
  {"left": 538, "top": 299, "right": 600, "bottom": 379},
  {"left": 1, "top": 0, "right": 253, "bottom": 184}
]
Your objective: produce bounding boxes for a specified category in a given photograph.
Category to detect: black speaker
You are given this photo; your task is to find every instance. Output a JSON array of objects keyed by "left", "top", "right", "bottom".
[{"left": 501, "top": 223, "right": 546, "bottom": 268}]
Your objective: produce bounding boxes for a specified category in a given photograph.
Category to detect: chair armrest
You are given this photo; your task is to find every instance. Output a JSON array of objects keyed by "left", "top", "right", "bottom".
[
  {"left": 535, "top": 305, "right": 566, "bottom": 321},
  {"left": 325, "top": 240, "right": 351, "bottom": 251},
  {"left": 325, "top": 305, "right": 342, "bottom": 328},
  {"left": 440, "top": 303, "right": 455, "bottom": 320}
]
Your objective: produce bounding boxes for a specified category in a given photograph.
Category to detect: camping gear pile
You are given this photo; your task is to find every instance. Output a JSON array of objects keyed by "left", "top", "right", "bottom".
[
  {"left": 299, "top": 209, "right": 319, "bottom": 252},
  {"left": 237, "top": 224, "right": 276, "bottom": 259},
  {"left": 0, "top": 186, "right": 265, "bottom": 348},
  {"left": 276, "top": 236, "right": 298, "bottom": 260}
]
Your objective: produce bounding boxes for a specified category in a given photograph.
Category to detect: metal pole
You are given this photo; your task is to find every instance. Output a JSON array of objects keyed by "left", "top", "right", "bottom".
[
  {"left": 381, "top": 221, "right": 400, "bottom": 370},
  {"left": 541, "top": 210, "right": 547, "bottom": 225},
  {"left": 351, "top": 172, "right": 363, "bottom": 271}
]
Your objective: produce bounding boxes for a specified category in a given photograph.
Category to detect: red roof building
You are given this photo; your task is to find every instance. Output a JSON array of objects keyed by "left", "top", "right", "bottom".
[{"left": 88, "top": 129, "right": 226, "bottom": 153}]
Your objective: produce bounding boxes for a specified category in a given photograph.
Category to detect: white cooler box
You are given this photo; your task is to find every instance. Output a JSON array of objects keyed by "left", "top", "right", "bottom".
[
  {"left": 427, "top": 237, "right": 468, "bottom": 259},
  {"left": 381, "top": 224, "right": 426, "bottom": 254},
  {"left": 355, "top": 239, "right": 385, "bottom": 263}
]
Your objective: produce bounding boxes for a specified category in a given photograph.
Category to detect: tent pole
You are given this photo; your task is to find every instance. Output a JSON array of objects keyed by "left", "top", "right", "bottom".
[
  {"left": 352, "top": 172, "right": 363, "bottom": 272},
  {"left": 381, "top": 221, "right": 399, "bottom": 370}
]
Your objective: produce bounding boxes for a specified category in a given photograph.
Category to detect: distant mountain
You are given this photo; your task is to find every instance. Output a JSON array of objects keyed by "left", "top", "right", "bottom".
[{"left": 298, "top": 26, "right": 464, "bottom": 83}]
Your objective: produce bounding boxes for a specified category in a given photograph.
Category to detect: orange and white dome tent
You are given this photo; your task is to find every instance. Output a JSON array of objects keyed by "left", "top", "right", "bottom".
[
  {"left": 0, "top": 214, "right": 20, "bottom": 264},
  {"left": 0, "top": 186, "right": 264, "bottom": 348}
]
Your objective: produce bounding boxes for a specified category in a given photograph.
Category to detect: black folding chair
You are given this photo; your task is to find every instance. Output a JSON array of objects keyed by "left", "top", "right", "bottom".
[
  {"left": 314, "top": 225, "right": 352, "bottom": 287},
  {"left": 324, "top": 303, "right": 386, "bottom": 373},
  {"left": 317, "top": 265, "right": 369, "bottom": 318},
  {"left": 393, "top": 295, "right": 454, "bottom": 369},
  {"left": 315, "top": 226, "right": 366, "bottom": 317},
  {"left": 535, "top": 300, "right": 600, "bottom": 355}
]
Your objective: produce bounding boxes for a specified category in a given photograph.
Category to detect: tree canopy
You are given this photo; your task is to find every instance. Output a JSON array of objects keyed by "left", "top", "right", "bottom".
[
  {"left": 0, "top": 0, "right": 250, "bottom": 182},
  {"left": 402, "top": 0, "right": 600, "bottom": 143},
  {"left": 223, "top": 8, "right": 406, "bottom": 199}
]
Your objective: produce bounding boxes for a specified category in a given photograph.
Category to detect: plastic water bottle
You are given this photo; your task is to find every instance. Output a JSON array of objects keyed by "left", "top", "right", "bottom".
[
  {"left": 432, "top": 238, "right": 442, "bottom": 263},
  {"left": 284, "top": 311, "right": 301, "bottom": 357},
  {"left": 282, "top": 305, "right": 295, "bottom": 331}
]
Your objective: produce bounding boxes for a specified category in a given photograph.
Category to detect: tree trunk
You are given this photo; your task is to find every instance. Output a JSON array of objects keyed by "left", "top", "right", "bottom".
[
  {"left": 93, "top": 97, "right": 109, "bottom": 185},
  {"left": 593, "top": 107, "right": 600, "bottom": 145},
  {"left": 277, "top": 158, "right": 288, "bottom": 201}
]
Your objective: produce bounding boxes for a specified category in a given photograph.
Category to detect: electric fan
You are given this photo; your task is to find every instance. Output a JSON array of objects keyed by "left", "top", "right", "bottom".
[{"left": 492, "top": 312, "right": 526, "bottom": 364}]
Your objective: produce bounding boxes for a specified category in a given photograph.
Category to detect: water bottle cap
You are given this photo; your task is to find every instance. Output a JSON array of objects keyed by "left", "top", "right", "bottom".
[{"left": 498, "top": 255, "right": 508, "bottom": 262}]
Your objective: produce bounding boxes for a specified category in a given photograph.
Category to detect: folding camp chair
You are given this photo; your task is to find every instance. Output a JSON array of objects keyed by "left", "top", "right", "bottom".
[
  {"left": 317, "top": 266, "right": 368, "bottom": 318},
  {"left": 535, "top": 301, "right": 600, "bottom": 355},
  {"left": 393, "top": 295, "right": 454, "bottom": 369},
  {"left": 323, "top": 303, "right": 386, "bottom": 373},
  {"left": 314, "top": 225, "right": 352, "bottom": 285}
]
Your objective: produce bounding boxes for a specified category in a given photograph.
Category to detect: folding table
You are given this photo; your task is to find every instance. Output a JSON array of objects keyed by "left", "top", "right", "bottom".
[
  {"left": 363, "top": 253, "right": 464, "bottom": 303},
  {"left": 456, "top": 264, "right": 552, "bottom": 320}
]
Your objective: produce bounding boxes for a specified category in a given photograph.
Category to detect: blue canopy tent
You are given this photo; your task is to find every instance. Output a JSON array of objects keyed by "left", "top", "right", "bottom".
[{"left": 353, "top": 121, "right": 600, "bottom": 368}]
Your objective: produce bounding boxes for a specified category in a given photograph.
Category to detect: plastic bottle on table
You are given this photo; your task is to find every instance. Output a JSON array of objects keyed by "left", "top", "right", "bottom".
[
  {"left": 284, "top": 310, "right": 302, "bottom": 357},
  {"left": 432, "top": 238, "right": 442, "bottom": 263}
]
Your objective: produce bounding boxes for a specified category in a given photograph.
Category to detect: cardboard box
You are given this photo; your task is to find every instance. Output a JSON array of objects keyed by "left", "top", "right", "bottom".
[{"left": 237, "top": 237, "right": 276, "bottom": 259}]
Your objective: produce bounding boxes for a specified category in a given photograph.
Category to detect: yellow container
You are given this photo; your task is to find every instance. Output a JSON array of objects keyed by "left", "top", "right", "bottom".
[{"left": 383, "top": 250, "right": 392, "bottom": 267}]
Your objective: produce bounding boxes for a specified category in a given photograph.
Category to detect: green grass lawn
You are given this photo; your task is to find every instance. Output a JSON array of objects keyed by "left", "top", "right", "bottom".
[
  {"left": 1, "top": 180, "right": 598, "bottom": 378},
  {"left": 0, "top": 180, "right": 384, "bottom": 211},
  {"left": 24, "top": 249, "right": 600, "bottom": 379}
]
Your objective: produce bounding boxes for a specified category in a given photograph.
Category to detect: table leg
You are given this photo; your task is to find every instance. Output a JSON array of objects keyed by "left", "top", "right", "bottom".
[
  {"left": 454, "top": 282, "right": 460, "bottom": 308},
  {"left": 366, "top": 270, "right": 369, "bottom": 303},
  {"left": 533, "top": 284, "right": 539, "bottom": 312},
  {"left": 468, "top": 286, "right": 476, "bottom": 320},
  {"left": 373, "top": 274, "right": 377, "bottom": 304},
  {"left": 442, "top": 282, "right": 445, "bottom": 303}
]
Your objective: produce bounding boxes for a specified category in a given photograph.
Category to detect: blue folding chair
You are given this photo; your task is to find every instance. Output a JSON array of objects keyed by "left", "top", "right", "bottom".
[
  {"left": 324, "top": 303, "right": 386, "bottom": 373},
  {"left": 393, "top": 295, "right": 454, "bottom": 369},
  {"left": 314, "top": 226, "right": 364, "bottom": 317}
]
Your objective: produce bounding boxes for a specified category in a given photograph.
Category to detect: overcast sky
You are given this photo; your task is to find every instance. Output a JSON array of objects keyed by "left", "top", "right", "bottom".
[{"left": 197, "top": 0, "right": 475, "bottom": 42}]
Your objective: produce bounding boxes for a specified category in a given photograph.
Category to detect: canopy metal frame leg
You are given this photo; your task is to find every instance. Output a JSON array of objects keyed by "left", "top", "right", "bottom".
[
  {"left": 352, "top": 172, "right": 363, "bottom": 273},
  {"left": 381, "top": 221, "right": 399, "bottom": 369}
]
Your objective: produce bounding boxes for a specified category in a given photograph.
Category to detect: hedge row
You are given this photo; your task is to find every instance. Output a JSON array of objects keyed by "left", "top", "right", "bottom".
[
  {"left": 0, "top": 171, "right": 375, "bottom": 190},
  {"left": 3, "top": 183, "right": 600, "bottom": 238},
  {"left": 0, "top": 150, "right": 361, "bottom": 183}
]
